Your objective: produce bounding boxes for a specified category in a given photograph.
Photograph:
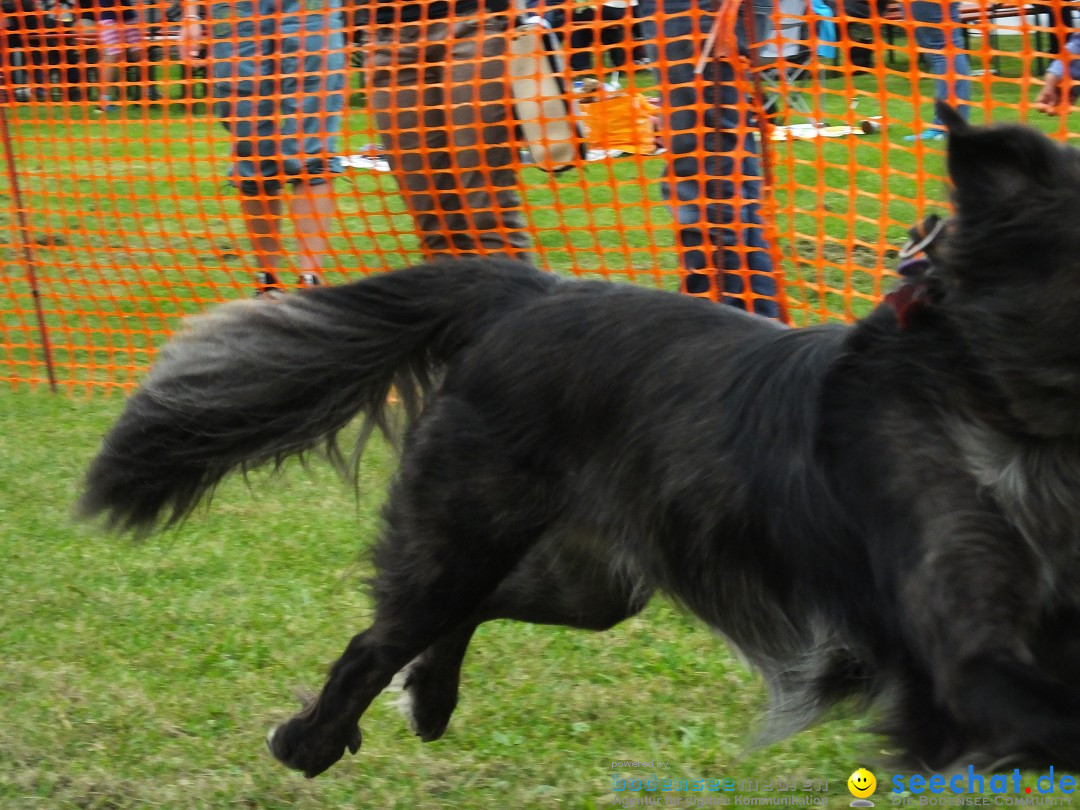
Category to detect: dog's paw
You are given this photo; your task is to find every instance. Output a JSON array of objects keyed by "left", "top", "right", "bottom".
[
  {"left": 399, "top": 664, "right": 456, "bottom": 742},
  {"left": 266, "top": 717, "right": 362, "bottom": 778}
]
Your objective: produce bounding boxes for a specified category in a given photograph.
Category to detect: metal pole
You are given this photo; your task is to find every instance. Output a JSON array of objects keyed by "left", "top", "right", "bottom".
[{"left": 0, "top": 39, "right": 59, "bottom": 393}]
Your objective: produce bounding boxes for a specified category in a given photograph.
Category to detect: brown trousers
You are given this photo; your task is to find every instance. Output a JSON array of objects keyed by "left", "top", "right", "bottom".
[{"left": 368, "top": 14, "right": 533, "bottom": 262}]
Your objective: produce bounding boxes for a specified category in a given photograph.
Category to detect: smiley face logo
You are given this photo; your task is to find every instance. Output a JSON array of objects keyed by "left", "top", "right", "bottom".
[{"left": 848, "top": 768, "right": 877, "bottom": 799}]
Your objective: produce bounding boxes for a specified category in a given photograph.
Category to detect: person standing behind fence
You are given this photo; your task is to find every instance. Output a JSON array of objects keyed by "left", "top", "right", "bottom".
[
  {"left": 6, "top": 0, "right": 87, "bottom": 102},
  {"left": 633, "top": 0, "right": 781, "bottom": 318},
  {"left": 902, "top": 0, "right": 970, "bottom": 140},
  {"left": 362, "top": 0, "right": 532, "bottom": 263},
  {"left": 1034, "top": 30, "right": 1080, "bottom": 112},
  {"left": 81, "top": 0, "right": 145, "bottom": 113},
  {"left": 177, "top": 0, "right": 347, "bottom": 295},
  {"left": 840, "top": 0, "right": 889, "bottom": 71},
  {"left": 2, "top": 0, "right": 44, "bottom": 101}
]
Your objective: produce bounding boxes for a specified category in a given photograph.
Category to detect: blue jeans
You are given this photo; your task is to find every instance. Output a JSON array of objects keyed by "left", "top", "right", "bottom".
[
  {"left": 907, "top": 0, "right": 971, "bottom": 125},
  {"left": 210, "top": 0, "right": 347, "bottom": 196},
  {"left": 637, "top": 0, "right": 780, "bottom": 318}
]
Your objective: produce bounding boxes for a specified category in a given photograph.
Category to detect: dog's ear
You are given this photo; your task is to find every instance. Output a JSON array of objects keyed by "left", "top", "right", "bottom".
[
  {"left": 944, "top": 108, "right": 1063, "bottom": 213},
  {"left": 935, "top": 101, "right": 969, "bottom": 137}
]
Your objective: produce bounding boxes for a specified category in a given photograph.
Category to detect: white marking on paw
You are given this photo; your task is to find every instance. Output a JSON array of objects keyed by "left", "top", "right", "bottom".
[{"left": 388, "top": 662, "right": 420, "bottom": 734}]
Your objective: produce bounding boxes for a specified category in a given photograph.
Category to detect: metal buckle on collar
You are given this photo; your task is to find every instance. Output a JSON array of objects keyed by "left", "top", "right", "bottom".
[
  {"left": 889, "top": 214, "right": 949, "bottom": 326},
  {"left": 898, "top": 215, "right": 948, "bottom": 261}
]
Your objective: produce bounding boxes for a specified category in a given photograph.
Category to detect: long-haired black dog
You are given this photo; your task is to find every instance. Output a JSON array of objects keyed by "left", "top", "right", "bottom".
[{"left": 81, "top": 104, "right": 1080, "bottom": 777}]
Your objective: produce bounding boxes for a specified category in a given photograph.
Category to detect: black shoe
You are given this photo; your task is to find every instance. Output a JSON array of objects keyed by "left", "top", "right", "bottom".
[
  {"left": 254, "top": 270, "right": 288, "bottom": 299},
  {"left": 298, "top": 271, "right": 324, "bottom": 288}
]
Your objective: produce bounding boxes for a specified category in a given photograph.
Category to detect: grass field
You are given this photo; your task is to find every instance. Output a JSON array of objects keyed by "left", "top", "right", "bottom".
[
  {"left": 0, "top": 390, "right": 875, "bottom": 809},
  {"left": 2, "top": 390, "right": 1079, "bottom": 809}
]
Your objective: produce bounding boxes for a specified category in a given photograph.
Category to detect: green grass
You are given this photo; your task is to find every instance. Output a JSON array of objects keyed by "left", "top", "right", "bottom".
[
  {"left": 1, "top": 392, "right": 1077, "bottom": 809},
  {"left": 0, "top": 391, "right": 857, "bottom": 809}
]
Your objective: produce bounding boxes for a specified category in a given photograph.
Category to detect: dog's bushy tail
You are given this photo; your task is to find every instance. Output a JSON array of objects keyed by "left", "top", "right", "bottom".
[{"left": 78, "top": 258, "right": 558, "bottom": 536}]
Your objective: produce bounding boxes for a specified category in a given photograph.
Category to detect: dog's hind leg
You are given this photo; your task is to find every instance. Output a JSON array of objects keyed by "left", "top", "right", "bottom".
[
  {"left": 395, "top": 625, "right": 478, "bottom": 742},
  {"left": 266, "top": 397, "right": 560, "bottom": 778},
  {"left": 398, "top": 541, "right": 653, "bottom": 742}
]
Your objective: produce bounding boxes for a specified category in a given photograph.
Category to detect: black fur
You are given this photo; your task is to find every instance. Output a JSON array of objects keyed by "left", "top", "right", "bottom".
[{"left": 80, "top": 104, "right": 1080, "bottom": 776}]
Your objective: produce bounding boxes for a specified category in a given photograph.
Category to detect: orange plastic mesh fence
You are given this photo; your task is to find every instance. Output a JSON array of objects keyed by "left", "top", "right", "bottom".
[{"left": 0, "top": 0, "right": 1076, "bottom": 392}]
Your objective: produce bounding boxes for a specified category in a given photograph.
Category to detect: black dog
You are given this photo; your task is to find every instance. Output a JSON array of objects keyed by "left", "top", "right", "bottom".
[{"left": 81, "top": 104, "right": 1080, "bottom": 777}]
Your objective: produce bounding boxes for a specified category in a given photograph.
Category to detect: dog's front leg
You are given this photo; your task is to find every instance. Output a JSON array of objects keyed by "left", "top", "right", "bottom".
[
  {"left": 266, "top": 628, "right": 385, "bottom": 778},
  {"left": 898, "top": 506, "right": 1080, "bottom": 766},
  {"left": 267, "top": 401, "right": 561, "bottom": 777},
  {"left": 903, "top": 514, "right": 1039, "bottom": 681}
]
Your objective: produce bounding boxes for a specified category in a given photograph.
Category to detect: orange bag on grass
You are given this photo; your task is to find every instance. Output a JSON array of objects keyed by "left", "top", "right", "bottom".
[{"left": 581, "top": 91, "right": 660, "bottom": 156}]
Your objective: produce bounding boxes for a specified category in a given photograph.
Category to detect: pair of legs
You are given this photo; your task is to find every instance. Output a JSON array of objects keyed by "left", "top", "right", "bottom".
[
  {"left": 367, "top": 14, "right": 533, "bottom": 263},
  {"left": 636, "top": 0, "right": 782, "bottom": 318},
  {"left": 840, "top": 0, "right": 877, "bottom": 70},
  {"left": 265, "top": 393, "right": 1080, "bottom": 775},
  {"left": 1, "top": 32, "right": 40, "bottom": 100},
  {"left": 94, "top": 19, "right": 145, "bottom": 110},
  {"left": 267, "top": 399, "right": 650, "bottom": 776},
  {"left": 904, "top": 0, "right": 971, "bottom": 137},
  {"left": 211, "top": 0, "right": 348, "bottom": 291},
  {"left": 239, "top": 180, "right": 339, "bottom": 288}
]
